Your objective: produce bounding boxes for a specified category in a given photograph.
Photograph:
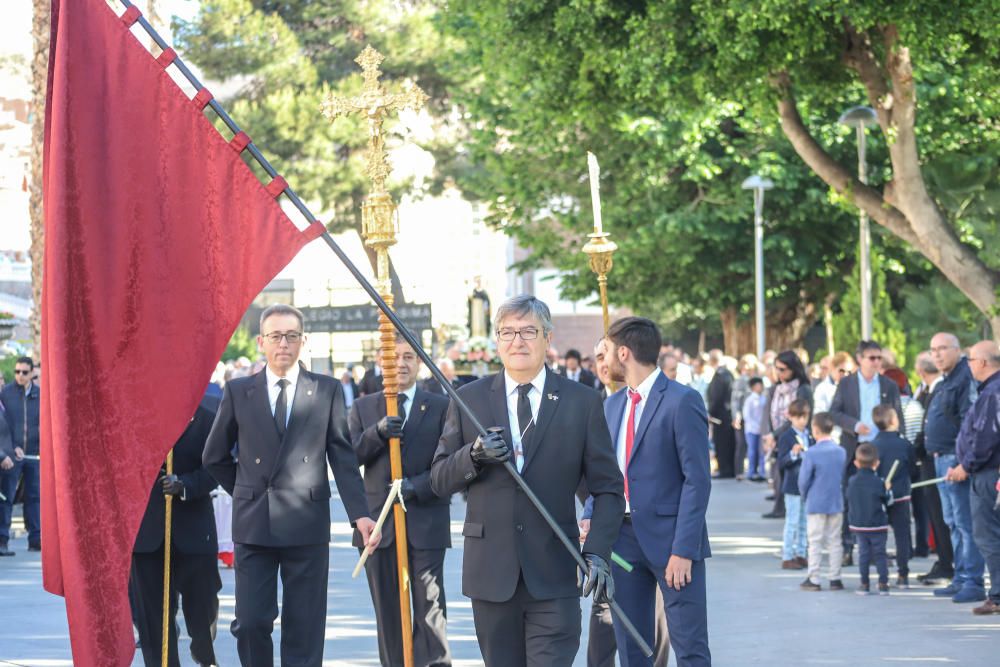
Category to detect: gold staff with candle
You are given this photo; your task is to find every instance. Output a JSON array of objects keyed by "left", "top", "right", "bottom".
[
  {"left": 582, "top": 152, "right": 619, "bottom": 389},
  {"left": 322, "top": 45, "right": 428, "bottom": 667}
]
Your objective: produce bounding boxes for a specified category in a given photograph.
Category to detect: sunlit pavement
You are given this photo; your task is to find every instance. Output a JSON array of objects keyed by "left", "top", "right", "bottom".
[{"left": 1, "top": 478, "right": 996, "bottom": 666}]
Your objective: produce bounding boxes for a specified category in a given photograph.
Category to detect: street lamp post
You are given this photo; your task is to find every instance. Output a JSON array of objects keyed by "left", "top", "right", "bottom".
[
  {"left": 741, "top": 175, "right": 774, "bottom": 360},
  {"left": 839, "top": 105, "right": 879, "bottom": 341}
]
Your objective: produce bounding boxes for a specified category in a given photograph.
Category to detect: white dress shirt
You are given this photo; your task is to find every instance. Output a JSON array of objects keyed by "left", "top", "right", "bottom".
[
  {"left": 616, "top": 367, "right": 662, "bottom": 511},
  {"left": 504, "top": 366, "right": 546, "bottom": 472},
  {"left": 265, "top": 363, "right": 300, "bottom": 428},
  {"left": 567, "top": 368, "right": 581, "bottom": 382}
]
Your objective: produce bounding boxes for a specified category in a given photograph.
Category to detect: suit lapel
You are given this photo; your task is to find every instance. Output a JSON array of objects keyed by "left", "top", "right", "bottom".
[
  {"left": 522, "top": 369, "right": 560, "bottom": 472},
  {"left": 270, "top": 368, "right": 316, "bottom": 480},
  {"left": 489, "top": 372, "right": 513, "bottom": 446},
  {"left": 402, "top": 389, "right": 429, "bottom": 444},
  {"left": 630, "top": 373, "right": 667, "bottom": 462},
  {"left": 249, "top": 371, "right": 279, "bottom": 443}
]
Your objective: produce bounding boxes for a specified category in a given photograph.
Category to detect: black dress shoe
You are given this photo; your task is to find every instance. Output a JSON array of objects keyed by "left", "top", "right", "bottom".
[
  {"left": 0, "top": 543, "right": 14, "bottom": 557},
  {"left": 764, "top": 494, "right": 776, "bottom": 501},
  {"left": 762, "top": 511, "right": 785, "bottom": 519}
]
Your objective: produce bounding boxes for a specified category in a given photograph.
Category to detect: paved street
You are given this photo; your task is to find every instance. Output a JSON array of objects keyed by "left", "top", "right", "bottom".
[{"left": 0, "top": 478, "right": 996, "bottom": 666}]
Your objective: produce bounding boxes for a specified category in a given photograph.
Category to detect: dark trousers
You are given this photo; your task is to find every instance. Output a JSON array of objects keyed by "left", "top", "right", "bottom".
[
  {"left": 130, "top": 550, "right": 221, "bottom": 667},
  {"left": 910, "top": 482, "right": 930, "bottom": 556},
  {"left": 0, "top": 458, "right": 40, "bottom": 544},
  {"left": 919, "top": 453, "right": 953, "bottom": 569},
  {"left": 970, "top": 469, "right": 1000, "bottom": 604},
  {"left": 842, "top": 467, "right": 855, "bottom": 554},
  {"left": 733, "top": 428, "right": 747, "bottom": 478},
  {"left": 587, "top": 590, "right": 669, "bottom": 667},
  {"left": 888, "top": 501, "right": 912, "bottom": 576},
  {"left": 471, "top": 576, "right": 581, "bottom": 667},
  {"left": 233, "top": 542, "right": 329, "bottom": 667},
  {"left": 611, "top": 522, "right": 710, "bottom": 667},
  {"left": 770, "top": 458, "right": 785, "bottom": 515},
  {"left": 713, "top": 423, "right": 736, "bottom": 478},
  {"left": 854, "top": 531, "right": 889, "bottom": 585},
  {"left": 363, "top": 546, "right": 451, "bottom": 666}
]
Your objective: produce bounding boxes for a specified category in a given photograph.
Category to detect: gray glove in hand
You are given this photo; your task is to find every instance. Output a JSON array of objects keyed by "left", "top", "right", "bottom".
[{"left": 470, "top": 430, "right": 509, "bottom": 468}]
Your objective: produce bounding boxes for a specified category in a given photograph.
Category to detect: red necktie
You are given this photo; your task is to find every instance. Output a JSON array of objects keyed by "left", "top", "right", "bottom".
[{"left": 624, "top": 389, "right": 642, "bottom": 501}]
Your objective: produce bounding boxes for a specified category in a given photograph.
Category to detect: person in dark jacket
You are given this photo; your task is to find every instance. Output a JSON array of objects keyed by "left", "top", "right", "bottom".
[
  {"left": 777, "top": 399, "right": 813, "bottom": 570},
  {"left": 950, "top": 340, "right": 1000, "bottom": 615},
  {"left": 847, "top": 444, "right": 895, "bottom": 595},
  {"left": 707, "top": 350, "right": 736, "bottom": 479},
  {"left": 130, "top": 394, "right": 222, "bottom": 667},
  {"left": 872, "top": 405, "right": 913, "bottom": 587},
  {"left": 926, "top": 332, "right": 984, "bottom": 603},
  {"left": 0, "top": 356, "right": 40, "bottom": 555}
]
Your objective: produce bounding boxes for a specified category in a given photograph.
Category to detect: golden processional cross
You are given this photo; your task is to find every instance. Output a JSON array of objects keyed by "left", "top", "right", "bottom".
[{"left": 320, "top": 45, "right": 427, "bottom": 667}]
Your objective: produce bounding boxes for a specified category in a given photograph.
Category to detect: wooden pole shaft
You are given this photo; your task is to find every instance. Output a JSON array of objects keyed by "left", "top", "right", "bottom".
[
  {"left": 161, "top": 449, "right": 174, "bottom": 667},
  {"left": 378, "top": 291, "right": 415, "bottom": 667}
]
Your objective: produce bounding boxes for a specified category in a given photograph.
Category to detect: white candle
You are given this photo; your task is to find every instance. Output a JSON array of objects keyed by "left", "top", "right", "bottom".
[{"left": 587, "top": 151, "right": 603, "bottom": 235}]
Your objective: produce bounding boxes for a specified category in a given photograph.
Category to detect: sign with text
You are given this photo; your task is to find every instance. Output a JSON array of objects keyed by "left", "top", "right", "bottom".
[{"left": 299, "top": 303, "right": 433, "bottom": 333}]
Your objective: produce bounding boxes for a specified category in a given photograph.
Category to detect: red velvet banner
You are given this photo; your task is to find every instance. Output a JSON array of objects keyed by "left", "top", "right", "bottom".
[{"left": 41, "top": 1, "right": 323, "bottom": 664}]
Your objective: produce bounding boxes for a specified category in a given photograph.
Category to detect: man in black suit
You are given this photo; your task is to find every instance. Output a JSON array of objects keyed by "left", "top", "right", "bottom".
[
  {"left": 130, "top": 393, "right": 222, "bottom": 667},
  {"left": 431, "top": 295, "right": 625, "bottom": 667},
  {"left": 350, "top": 338, "right": 452, "bottom": 667},
  {"left": 360, "top": 349, "right": 385, "bottom": 396},
  {"left": 564, "top": 348, "right": 598, "bottom": 390},
  {"left": 706, "top": 350, "right": 736, "bottom": 478},
  {"left": 203, "top": 304, "right": 378, "bottom": 667},
  {"left": 829, "top": 339, "right": 902, "bottom": 563}
]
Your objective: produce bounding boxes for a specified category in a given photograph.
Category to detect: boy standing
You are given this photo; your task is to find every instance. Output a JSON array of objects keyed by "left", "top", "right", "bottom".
[
  {"left": 847, "top": 443, "right": 895, "bottom": 595},
  {"left": 777, "top": 399, "right": 813, "bottom": 569},
  {"left": 742, "top": 377, "right": 767, "bottom": 481},
  {"left": 872, "top": 404, "right": 913, "bottom": 587},
  {"left": 798, "top": 412, "right": 847, "bottom": 591}
]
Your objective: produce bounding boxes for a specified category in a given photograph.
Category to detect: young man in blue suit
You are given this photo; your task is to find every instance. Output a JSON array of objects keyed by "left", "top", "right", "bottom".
[{"left": 603, "top": 316, "right": 712, "bottom": 667}]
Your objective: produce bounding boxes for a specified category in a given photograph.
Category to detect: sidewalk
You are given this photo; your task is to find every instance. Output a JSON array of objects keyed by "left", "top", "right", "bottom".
[{"left": 0, "top": 479, "right": 996, "bottom": 665}]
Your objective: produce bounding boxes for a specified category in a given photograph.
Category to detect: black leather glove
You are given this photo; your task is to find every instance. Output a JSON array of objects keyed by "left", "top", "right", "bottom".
[
  {"left": 388, "top": 478, "right": 417, "bottom": 502},
  {"left": 470, "top": 429, "right": 509, "bottom": 468},
  {"left": 160, "top": 474, "right": 184, "bottom": 497},
  {"left": 376, "top": 415, "right": 405, "bottom": 442},
  {"left": 582, "top": 553, "right": 614, "bottom": 603}
]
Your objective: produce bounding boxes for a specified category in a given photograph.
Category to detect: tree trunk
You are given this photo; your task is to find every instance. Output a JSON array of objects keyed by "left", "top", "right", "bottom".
[
  {"left": 29, "top": 0, "right": 49, "bottom": 355},
  {"left": 720, "top": 301, "right": 819, "bottom": 357},
  {"left": 772, "top": 23, "right": 1000, "bottom": 341}
]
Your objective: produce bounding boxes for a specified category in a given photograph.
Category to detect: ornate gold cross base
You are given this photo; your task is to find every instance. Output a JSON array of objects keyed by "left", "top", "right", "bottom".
[{"left": 582, "top": 232, "right": 618, "bottom": 392}]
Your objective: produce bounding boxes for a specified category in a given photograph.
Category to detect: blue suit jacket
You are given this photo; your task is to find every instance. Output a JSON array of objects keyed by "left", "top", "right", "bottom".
[{"left": 602, "top": 372, "right": 712, "bottom": 567}]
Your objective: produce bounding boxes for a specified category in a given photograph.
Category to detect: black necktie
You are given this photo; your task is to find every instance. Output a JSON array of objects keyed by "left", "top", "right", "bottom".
[
  {"left": 397, "top": 393, "right": 409, "bottom": 425},
  {"left": 516, "top": 384, "right": 534, "bottom": 463},
  {"left": 275, "top": 378, "right": 289, "bottom": 438}
]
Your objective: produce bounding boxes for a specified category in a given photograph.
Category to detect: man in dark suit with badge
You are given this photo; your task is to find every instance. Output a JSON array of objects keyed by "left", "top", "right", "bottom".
[
  {"left": 431, "top": 295, "right": 625, "bottom": 667},
  {"left": 203, "top": 304, "right": 379, "bottom": 667},
  {"left": 350, "top": 337, "right": 452, "bottom": 667},
  {"left": 130, "top": 392, "right": 222, "bottom": 667}
]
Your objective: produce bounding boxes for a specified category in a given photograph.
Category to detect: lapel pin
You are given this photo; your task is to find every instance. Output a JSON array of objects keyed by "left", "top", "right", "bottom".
[
  {"left": 307, "top": 390, "right": 313, "bottom": 396},
  {"left": 421, "top": 405, "right": 427, "bottom": 411},
  {"left": 548, "top": 393, "right": 559, "bottom": 401}
]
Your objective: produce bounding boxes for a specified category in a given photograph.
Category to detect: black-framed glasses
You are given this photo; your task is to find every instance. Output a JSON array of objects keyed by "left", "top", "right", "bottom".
[
  {"left": 263, "top": 331, "right": 303, "bottom": 344},
  {"left": 497, "top": 327, "right": 540, "bottom": 341},
  {"left": 14, "top": 370, "right": 31, "bottom": 375}
]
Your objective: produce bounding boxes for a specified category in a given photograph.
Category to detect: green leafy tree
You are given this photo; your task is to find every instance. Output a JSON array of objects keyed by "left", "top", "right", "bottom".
[{"left": 221, "top": 325, "right": 257, "bottom": 362}]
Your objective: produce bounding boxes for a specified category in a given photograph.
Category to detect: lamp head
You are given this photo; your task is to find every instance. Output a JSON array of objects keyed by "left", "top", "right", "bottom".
[
  {"left": 741, "top": 175, "right": 774, "bottom": 191},
  {"left": 838, "top": 105, "right": 878, "bottom": 128}
]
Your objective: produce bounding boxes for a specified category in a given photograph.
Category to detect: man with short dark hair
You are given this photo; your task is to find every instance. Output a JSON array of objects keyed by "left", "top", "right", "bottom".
[
  {"left": 950, "top": 341, "right": 1000, "bottom": 615},
  {"left": 431, "top": 295, "right": 624, "bottom": 667},
  {"left": 203, "top": 303, "right": 379, "bottom": 666},
  {"left": 602, "top": 316, "right": 712, "bottom": 666},
  {"left": 564, "top": 348, "right": 599, "bottom": 389},
  {"left": 0, "top": 356, "right": 41, "bottom": 555},
  {"left": 926, "top": 332, "right": 984, "bottom": 603}
]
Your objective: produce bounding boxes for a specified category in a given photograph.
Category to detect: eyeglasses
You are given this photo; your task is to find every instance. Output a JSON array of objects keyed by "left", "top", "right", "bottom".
[
  {"left": 14, "top": 370, "right": 31, "bottom": 375},
  {"left": 496, "top": 327, "right": 540, "bottom": 341},
  {"left": 263, "top": 331, "right": 303, "bottom": 344}
]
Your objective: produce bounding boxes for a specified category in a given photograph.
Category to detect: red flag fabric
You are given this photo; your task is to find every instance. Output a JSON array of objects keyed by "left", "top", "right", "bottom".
[{"left": 41, "top": 1, "right": 323, "bottom": 664}]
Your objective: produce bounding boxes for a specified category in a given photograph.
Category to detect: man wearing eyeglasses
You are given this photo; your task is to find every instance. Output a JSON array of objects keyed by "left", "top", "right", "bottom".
[
  {"left": 203, "top": 304, "right": 379, "bottom": 667},
  {"left": 431, "top": 295, "right": 625, "bottom": 667},
  {"left": 829, "top": 340, "right": 902, "bottom": 565},
  {"left": 0, "top": 356, "right": 41, "bottom": 556},
  {"left": 926, "top": 332, "right": 985, "bottom": 603}
]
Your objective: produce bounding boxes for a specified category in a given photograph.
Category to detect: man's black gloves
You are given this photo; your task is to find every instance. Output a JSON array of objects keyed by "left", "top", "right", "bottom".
[
  {"left": 376, "top": 415, "right": 405, "bottom": 442},
  {"left": 582, "top": 553, "right": 614, "bottom": 603},
  {"left": 387, "top": 478, "right": 417, "bottom": 502},
  {"left": 160, "top": 474, "right": 184, "bottom": 497},
  {"left": 470, "top": 430, "right": 509, "bottom": 468}
]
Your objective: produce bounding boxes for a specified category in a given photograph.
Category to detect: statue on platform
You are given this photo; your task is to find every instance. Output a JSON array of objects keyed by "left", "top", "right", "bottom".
[{"left": 467, "top": 277, "right": 491, "bottom": 339}]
